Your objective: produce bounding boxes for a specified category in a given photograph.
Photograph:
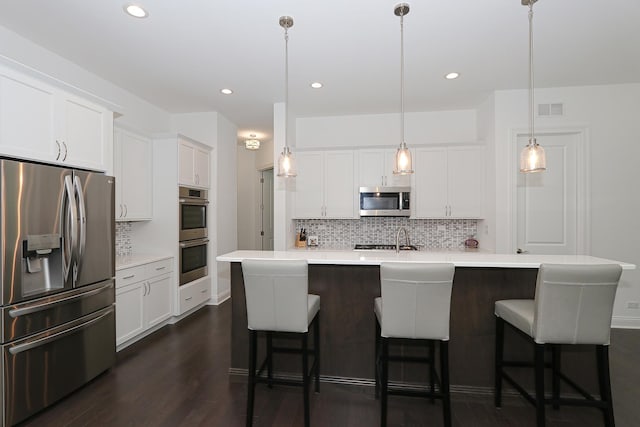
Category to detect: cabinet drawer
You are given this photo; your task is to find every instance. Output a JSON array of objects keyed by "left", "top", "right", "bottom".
[
  {"left": 115, "top": 265, "right": 146, "bottom": 288},
  {"left": 146, "top": 258, "right": 173, "bottom": 277},
  {"left": 179, "top": 278, "right": 211, "bottom": 314}
]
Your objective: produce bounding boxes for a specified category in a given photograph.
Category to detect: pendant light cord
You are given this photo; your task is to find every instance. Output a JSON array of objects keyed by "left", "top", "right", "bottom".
[
  {"left": 284, "top": 25, "right": 290, "bottom": 151},
  {"left": 528, "top": 1, "right": 535, "bottom": 144},
  {"left": 400, "top": 10, "right": 405, "bottom": 146}
]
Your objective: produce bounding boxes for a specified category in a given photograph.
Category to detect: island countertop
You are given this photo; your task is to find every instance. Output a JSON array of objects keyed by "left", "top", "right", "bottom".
[{"left": 217, "top": 249, "right": 635, "bottom": 269}]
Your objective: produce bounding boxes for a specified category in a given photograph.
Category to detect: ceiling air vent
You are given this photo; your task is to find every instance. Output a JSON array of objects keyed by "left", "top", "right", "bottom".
[{"left": 538, "top": 102, "right": 564, "bottom": 117}]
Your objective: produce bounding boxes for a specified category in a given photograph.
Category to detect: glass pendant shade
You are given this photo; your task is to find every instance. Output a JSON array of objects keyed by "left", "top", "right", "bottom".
[
  {"left": 393, "top": 142, "right": 413, "bottom": 175},
  {"left": 520, "top": 138, "right": 546, "bottom": 173},
  {"left": 277, "top": 146, "right": 297, "bottom": 177}
]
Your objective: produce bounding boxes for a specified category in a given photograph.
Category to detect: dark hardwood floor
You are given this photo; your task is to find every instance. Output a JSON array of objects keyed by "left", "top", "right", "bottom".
[{"left": 20, "top": 302, "right": 640, "bottom": 427}]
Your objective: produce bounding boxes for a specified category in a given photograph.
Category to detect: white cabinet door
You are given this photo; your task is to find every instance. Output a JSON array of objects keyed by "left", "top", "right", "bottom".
[
  {"left": 115, "top": 281, "right": 145, "bottom": 345},
  {"left": 414, "top": 146, "right": 484, "bottom": 219},
  {"left": 448, "top": 147, "right": 484, "bottom": 218},
  {"left": 294, "top": 152, "right": 324, "bottom": 218},
  {"left": 415, "top": 148, "right": 448, "bottom": 218},
  {"left": 0, "top": 68, "right": 58, "bottom": 162},
  {"left": 324, "top": 151, "right": 356, "bottom": 218},
  {"left": 178, "top": 140, "right": 196, "bottom": 186},
  {"left": 58, "top": 93, "right": 112, "bottom": 171},
  {"left": 115, "top": 128, "right": 152, "bottom": 221},
  {"left": 359, "top": 150, "right": 386, "bottom": 187},
  {"left": 178, "top": 139, "right": 210, "bottom": 188},
  {"left": 194, "top": 147, "right": 210, "bottom": 188},
  {"left": 145, "top": 274, "right": 172, "bottom": 328}
]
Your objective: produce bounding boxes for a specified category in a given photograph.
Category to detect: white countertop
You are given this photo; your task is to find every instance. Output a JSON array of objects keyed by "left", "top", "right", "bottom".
[
  {"left": 216, "top": 249, "right": 635, "bottom": 269},
  {"left": 116, "top": 254, "right": 173, "bottom": 270}
]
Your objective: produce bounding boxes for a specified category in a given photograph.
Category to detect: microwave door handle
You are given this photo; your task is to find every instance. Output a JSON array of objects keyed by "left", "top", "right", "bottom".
[{"left": 73, "top": 176, "right": 87, "bottom": 264}]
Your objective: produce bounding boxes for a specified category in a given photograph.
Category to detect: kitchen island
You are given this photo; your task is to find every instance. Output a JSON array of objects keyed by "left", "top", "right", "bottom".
[{"left": 217, "top": 250, "right": 634, "bottom": 394}]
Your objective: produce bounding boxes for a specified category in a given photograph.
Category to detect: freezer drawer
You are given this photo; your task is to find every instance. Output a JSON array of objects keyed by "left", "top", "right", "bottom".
[
  {"left": 1, "top": 306, "right": 115, "bottom": 426},
  {"left": 1, "top": 279, "right": 114, "bottom": 342}
]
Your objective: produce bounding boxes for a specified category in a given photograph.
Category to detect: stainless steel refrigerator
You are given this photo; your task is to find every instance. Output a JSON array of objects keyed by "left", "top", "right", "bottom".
[{"left": 0, "top": 159, "right": 115, "bottom": 426}]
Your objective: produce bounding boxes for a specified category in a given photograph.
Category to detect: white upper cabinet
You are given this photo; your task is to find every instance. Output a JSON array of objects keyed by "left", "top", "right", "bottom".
[
  {"left": 0, "top": 65, "right": 113, "bottom": 172},
  {"left": 114, "top": 127, "right": 153, "bottom": 221},
  {"left": 358, "top": 149, "right": 411, "bottom": 188},
  {"left": 178, "top": 138, "right": 210, "bottom": 188},
  {"left": 414, "top": 146, "right": 484, "bottom": 219},
  {"left": 294, "top": 150, "right": 357, "bottom": 219}
]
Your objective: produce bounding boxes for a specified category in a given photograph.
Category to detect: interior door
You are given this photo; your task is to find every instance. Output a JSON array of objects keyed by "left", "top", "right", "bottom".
[
  {"left": 261, "top": 169, "right": 274, "bottom": 250},
  {"left": 516, "top": 132, "right": 579, "bottom": 255}
]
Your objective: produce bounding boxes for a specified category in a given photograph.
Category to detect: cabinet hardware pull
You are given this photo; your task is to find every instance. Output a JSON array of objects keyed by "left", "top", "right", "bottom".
[
  {"left": 124, "top": 204, "right": 128, "bottom": 217},
  {"left": 155, "top": 266, "right": 166, "bottom": 271},
  {"left": 185, "top": 296, "right": 193, "bottom": 301},
  {"left": 200, "top": 289, "right": 207, "bottom": 293},
  {"left": 122, "top": 274, "right": 135, "bottom": 279},
  {"left": 55, "top": 140, "right": 61, "bottom": 160},
  {"left": 119, "top": 204, "right": 123, "bottom": 218},
  {"left": 62, "top": 141, "right": 68, "bottom": 161}
]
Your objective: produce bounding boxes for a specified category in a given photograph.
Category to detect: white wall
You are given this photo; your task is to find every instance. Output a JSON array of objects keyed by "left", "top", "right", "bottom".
[
  {"left": 493, "top": 83, "right": 640, "bottom": 327},
  {"left": 237, "top": 147, "right": 258, "bottom": 250},
  {"left": 296, "top": 109, "right": 477, "bottom": 149}
]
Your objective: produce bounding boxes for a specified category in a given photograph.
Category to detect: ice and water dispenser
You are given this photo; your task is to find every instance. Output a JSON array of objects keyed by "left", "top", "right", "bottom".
[{"left": 21, "top": 234, "right": 64, "bottom": 298}]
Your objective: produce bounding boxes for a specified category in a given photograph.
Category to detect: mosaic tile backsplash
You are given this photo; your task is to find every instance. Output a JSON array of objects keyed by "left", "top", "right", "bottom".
[
  {"left": 293, "top": 218, "right": 478, "bottom": 249},
  {"left": 115, "top": 222, "right": 133, "bottom": 257}
]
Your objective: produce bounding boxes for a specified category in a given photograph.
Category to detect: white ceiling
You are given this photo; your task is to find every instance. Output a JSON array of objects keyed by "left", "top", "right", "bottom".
[{"left": 0, "top": 0, "right": 638, "bottom": 143}]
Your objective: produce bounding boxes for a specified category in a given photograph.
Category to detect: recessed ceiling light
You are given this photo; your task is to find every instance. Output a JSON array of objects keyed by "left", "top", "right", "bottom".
[
  {"left": 220, "top": 88, "right": 233, "bottom": 95},
  {"left": 124, "top": 4, "right": 148, "bottom": 18},
  {"left": 310, "top": 82, "right": 323, "bottom": 89},
  {"left": 445, "top": 72, "right": 460, "bottom": 80}
]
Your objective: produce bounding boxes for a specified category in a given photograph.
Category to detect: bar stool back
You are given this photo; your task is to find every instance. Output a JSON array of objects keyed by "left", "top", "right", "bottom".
[
  {"left": 374, "top": 262, "right": 455, "bottom": 427},
  {"left": 495, "top": 263, "right": 623, "bottom": 427},
  {"left": 241, "top": 259, "right": 320, "bottom": 427}
]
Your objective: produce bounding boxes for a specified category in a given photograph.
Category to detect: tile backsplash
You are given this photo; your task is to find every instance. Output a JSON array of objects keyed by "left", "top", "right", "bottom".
[
  {"left": 115, "top": 222, "right": 133, "bottom": 257},
  {"left": 293, "top": 218, "right": 478, "bottom": 249}
]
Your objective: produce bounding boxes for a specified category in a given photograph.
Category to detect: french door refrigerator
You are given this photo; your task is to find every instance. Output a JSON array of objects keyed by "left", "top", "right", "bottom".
[{"left": 0, "top": 159, "right": 115, "bottom": 426}]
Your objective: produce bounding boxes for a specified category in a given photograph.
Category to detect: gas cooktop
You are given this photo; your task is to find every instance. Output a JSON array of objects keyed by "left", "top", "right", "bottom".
[{"left": 353, "top": 244, "right": 418, "bottom": 251}]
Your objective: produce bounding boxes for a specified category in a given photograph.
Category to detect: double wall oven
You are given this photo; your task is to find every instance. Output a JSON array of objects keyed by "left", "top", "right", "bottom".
[{"left": 179, "top": 186, "right": 209, "bottom": 285}]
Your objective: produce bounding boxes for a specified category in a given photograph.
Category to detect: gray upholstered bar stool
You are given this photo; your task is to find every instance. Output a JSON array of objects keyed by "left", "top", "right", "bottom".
[
  {"left": 494, "top": 263, "right": 623, "bottom": 427},
  {"left": 374, "top": 262, "right": 455, "bottom": 427},
  {"left": 241, "top": 259, "right": 320, "bottom": 427}
]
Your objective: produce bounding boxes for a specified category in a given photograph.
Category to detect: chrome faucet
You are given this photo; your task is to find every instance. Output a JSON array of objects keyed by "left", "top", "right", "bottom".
[{"left": 396, "top": 227, "right": 410, "bottom": 253}]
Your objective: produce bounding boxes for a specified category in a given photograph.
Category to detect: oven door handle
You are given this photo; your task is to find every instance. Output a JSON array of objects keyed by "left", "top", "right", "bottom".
[
  {"left": 180, "top": 239, "right": 209, "bottom": 248},
  {"left": 179, "top": 199, "right": 209, "bottom": 205}
]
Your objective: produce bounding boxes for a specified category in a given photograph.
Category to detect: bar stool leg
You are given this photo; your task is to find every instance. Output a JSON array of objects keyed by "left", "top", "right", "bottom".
[
  {"left": 440, "top": 340, "right": 452, "bottom": 427},
  {"left": 375, "top": 319, "right": 381, "bottom": 399},
  {"left": 380, "top": 338, "right": 389, "bottom": 427},
  {"left": 551, "top": 344, "right": 561, "bottom": 409},
  {"left": 314, "top": 313, "right": 320, "bottom": 393},
  {"left": 247, "top": 330, "right": 258, "bottom": 427},
  {"left": 495, "top": 316, "right": 504, "bottom": 408},
  {"left": 534, "top": 343, "right": 546, "bottom": 427},
  {"left": 302, "top": 332, "right": 310, "bottom": 427},
  {"left": 596, "top": 345, "right": 615, "bottom": 427},
  {"left": 267, "top": 332, "right": 273, "bottom": 388},
  {"left": 429, "top": 341, "right": 436, "bottom": 403}
]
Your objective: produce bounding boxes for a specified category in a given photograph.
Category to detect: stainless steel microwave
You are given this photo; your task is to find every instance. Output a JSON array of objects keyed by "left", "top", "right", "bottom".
[{"left": 359, "top": 186, "right": 410, "bottom": 217}]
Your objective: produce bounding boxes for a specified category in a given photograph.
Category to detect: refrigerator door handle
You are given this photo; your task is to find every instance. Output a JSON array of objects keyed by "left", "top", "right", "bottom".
[
  {"left": 8, "top": 308, "right": 113, "bottom": 355},
  {"left": 8, "top": 281, "right": 113, "bottom": 318},
  {"left": 62, "top": 175, "right": 79, "bottom": 282},
  {"left": 73, "top": 176, "right": 87, "bottom": 263}
]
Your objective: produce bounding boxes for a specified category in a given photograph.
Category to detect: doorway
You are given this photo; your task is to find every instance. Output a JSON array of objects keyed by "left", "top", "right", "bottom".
[
  {"left": 260, "top": 168, "right": 274, "bottom": 250},
  {"left": 513, "top": 129, "right": 589, "bottom": 255}
]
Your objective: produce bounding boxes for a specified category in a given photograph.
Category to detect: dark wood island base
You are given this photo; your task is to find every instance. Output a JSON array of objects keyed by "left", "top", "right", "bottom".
[{"left": 230, "top": 262, "right": 600, "bottom": 394}]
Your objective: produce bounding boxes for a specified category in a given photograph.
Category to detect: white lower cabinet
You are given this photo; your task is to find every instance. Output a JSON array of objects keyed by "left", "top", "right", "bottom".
[
  {"left": 178, "top": 276, "right": 211, "bottom": 315},
  {"left": 116, "top": 257, "right": 173, "bottom": 347}
]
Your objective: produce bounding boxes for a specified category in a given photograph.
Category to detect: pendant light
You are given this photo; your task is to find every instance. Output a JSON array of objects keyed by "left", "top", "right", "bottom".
[
  {"left": 519, "top": 0, "right": 546, "bottom": 173},
  {"left": 245, "top": 134, "right": 260, "bottom": 150},
  {"left": 393, "top": 3, "right": 413, "bottom": 176},
  {"left": 277, "top": 15, "right": 297, "bottom": 177}
]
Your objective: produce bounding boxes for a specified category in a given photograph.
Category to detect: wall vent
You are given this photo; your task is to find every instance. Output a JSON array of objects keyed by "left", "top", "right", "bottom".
[{"left": 538, "top": 102, "right": 564, "bottom": 117}]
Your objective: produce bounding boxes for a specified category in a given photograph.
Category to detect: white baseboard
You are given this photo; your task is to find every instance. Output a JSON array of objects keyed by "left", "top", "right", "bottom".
[
  {"left": 209, "top": 289, "right": 230, "bottom": 305},
  {"left": 612, "top": 316, "right": 640, "bottom": 329}
]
